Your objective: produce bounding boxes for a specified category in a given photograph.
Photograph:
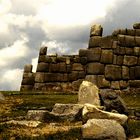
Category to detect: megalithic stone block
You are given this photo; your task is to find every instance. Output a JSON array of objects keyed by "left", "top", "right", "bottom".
[
  {"left": 100, "top": 50, "right": 113, "bottom": 64},
  {"left": 123, "top": 55, "right": 138, "bottom": 66},
  {"left": 39, "top": 46, "right": 47, "bottom": 55},
  {"left": 87, "top": 63, "right": 105, "bottom": 75},
  {"left": 118, "top": 35, "right": 125, "bottom": 46},
  {"left": 135, "top": 36, "right": 140, "bottom": 46},
  {"left": 125, "top": 35, "right": 135, "bottom": 47},
  {"left": 126, "top": 29, "right": 135, "bottom": 36},
  {"left": 24, "top": 64, "right": 32, "bottom": 72},
  {"left": 88, "top": 36, "right": 102, "bottom": 48},
  {"left": 20, "top": 85, "right": 33, "bottom": 91},
  {"left": 90, "top": 24, "right": 103, "bottom": 37},
  {"left": 122, "top": 66, "right": 129, "bottom": 80},
  {"left": 37, "top": 62, "right": 49, "bottom": 72},
  {"left": 105, "top": 65, "right": 122, "bottom": 80}
]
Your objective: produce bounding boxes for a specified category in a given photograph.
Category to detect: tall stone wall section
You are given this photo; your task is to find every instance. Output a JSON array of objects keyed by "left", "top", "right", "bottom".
[
  {"left": 20, "top": 23, "right": 140, "bottom": 92},
  {"left": 21, "top": 47, "right": 86, "bottom": 92}
]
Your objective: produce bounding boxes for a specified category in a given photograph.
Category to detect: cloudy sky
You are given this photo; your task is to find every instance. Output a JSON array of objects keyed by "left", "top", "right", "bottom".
[{"left": 0, "top": 0, "right": 140, "bottom": 90}]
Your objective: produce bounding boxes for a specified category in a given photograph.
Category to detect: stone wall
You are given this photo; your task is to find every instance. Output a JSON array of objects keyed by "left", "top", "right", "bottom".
[
  {"left": 21, "top": 48, "right": 86, "bottom": 91},
  {"left": 20, "top": 23, "right": 140, "bottom": 92}
]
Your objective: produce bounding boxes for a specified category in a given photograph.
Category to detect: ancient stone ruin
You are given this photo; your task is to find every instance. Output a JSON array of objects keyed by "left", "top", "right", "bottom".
[{"left": 20, "top": 23, "right": 140, "bottom": 92}]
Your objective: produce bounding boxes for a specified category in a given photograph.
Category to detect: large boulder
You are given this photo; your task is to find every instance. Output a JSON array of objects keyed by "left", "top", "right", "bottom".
[
  {"left": 82, "top": 104, "right": 128, "bottom": 125},
  {"left": 99, "top": 89, "right": 128, "bottom": 115},
  {"left": 82, "top": 119, "right": 126, "bottom": 140},
  {"left": 51, "top": 103, "right": 84, "bottom": 122},
  {"left": 78, "top": 81, "right": 100, "bottom": 106}
]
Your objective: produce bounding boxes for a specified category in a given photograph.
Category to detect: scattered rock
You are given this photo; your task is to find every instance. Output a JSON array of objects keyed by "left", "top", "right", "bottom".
[
  {"left": 4, "top": 120, "right": 41, "bottom": 127},
  {"left": 82, "top": 119, "right": 126, "bottom": 140},
  {"left": 99, "top": 89, "right": 128, "bottom": 115},
  {"left": 51, "top": 103, "right": 84, "bottom": 122},
  {"left": 82, "top": 104, "right": 128, "bottom": 125},
  {"left": 26, "top": 110, "right": 50, "bottom": 121},
  {"left": 78, "top": 81, "right": 100, "bottom": 106},
  {"left": 90, "top": 24, "right": 103, "bottom": 37}
]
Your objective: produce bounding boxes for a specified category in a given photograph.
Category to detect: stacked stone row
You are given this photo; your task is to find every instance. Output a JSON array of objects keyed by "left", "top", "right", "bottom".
[
  {"left": 33, "top": 47, "right": 86, "bottom": 91},
  {"left": 78, "top": 23, "right": 140, "bottom": 90},
  {"left": 20, "top": 65, "right": 35, "bottom": 91}
]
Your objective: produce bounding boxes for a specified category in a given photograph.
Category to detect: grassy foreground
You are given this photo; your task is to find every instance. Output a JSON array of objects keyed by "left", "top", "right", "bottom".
[{"left": 0, "top": 91, "right": 140, "bottom": 139}]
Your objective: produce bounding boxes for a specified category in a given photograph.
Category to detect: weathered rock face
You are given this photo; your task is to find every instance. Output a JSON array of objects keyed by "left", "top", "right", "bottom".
[
  {"left": 51, "top": 103, "right": 84, "bottom": 122},
  {"left": 82, "top": 104, "right": 128, "bottom": 125},
  {"left": 99, "top": 89, "right": 128, "bottom": 115},
  {"left": 26, "top": 110, "right": 50, "bottom": 121},
  {"left": 78, "top": 81, "right": 100, "bottom": 106},
  {"left": 82, "top": 119, "right": 126, "bottom": 140},
  {"left": 90, "top": 24, "right": 103, "bottom": 37}
]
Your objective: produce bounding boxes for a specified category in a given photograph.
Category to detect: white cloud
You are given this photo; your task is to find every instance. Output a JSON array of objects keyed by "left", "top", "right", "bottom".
[
  {"left": 0, "top": 35, "right": 29, "bottom": 67},
  {"left": 37, "top": 0, "right": 116, "bottom": 27},
  {"left": 0, "top": 0, "right": 11, "bottom": 15},
  {"left": 0, "top": 69, "right": 23, "bottom": 90}
]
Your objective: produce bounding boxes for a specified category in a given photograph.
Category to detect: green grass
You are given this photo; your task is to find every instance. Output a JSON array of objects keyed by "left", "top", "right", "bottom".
[
  {"left": 0, "top": 93, "right": 78, "bottom": 121},
  {"left": 120, "top": 93, "right": 140, "bottom": 109},
  {"left": 0, "top": 91, "right": 140, "bottom": 139}
]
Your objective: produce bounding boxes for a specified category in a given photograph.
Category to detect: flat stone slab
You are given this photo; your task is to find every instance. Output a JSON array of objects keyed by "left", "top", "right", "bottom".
[{"left": 82, "top": 104, "right": 128, "bottom": 125}]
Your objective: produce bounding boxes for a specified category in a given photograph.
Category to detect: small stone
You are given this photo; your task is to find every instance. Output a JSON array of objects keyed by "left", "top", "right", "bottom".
[{"left": 90, "top": 24, "right": 103, "bottom": 37}]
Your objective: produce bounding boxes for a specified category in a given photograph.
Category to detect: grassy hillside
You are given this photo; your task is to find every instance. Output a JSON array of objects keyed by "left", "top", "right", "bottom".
[{"left": 0, "top": 91, "right": 140, "bottom": 139}]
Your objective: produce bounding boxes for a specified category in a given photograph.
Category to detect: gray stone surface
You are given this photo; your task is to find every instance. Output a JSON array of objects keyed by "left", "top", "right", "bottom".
[
  {"left": 99, "top": 89, "right": 128, "bottom": 115},
  {"left": 78, "top": 81, "right": 100, "bottom": 106},
  {"left": 51, "top": 103, "right": 84, "bottom": 121},
  {"left": 26, "top": 110, "right": 50, "bottom": 121},
  {"left": 82, "top": 119, "right": 126, "bottom": 140}
]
